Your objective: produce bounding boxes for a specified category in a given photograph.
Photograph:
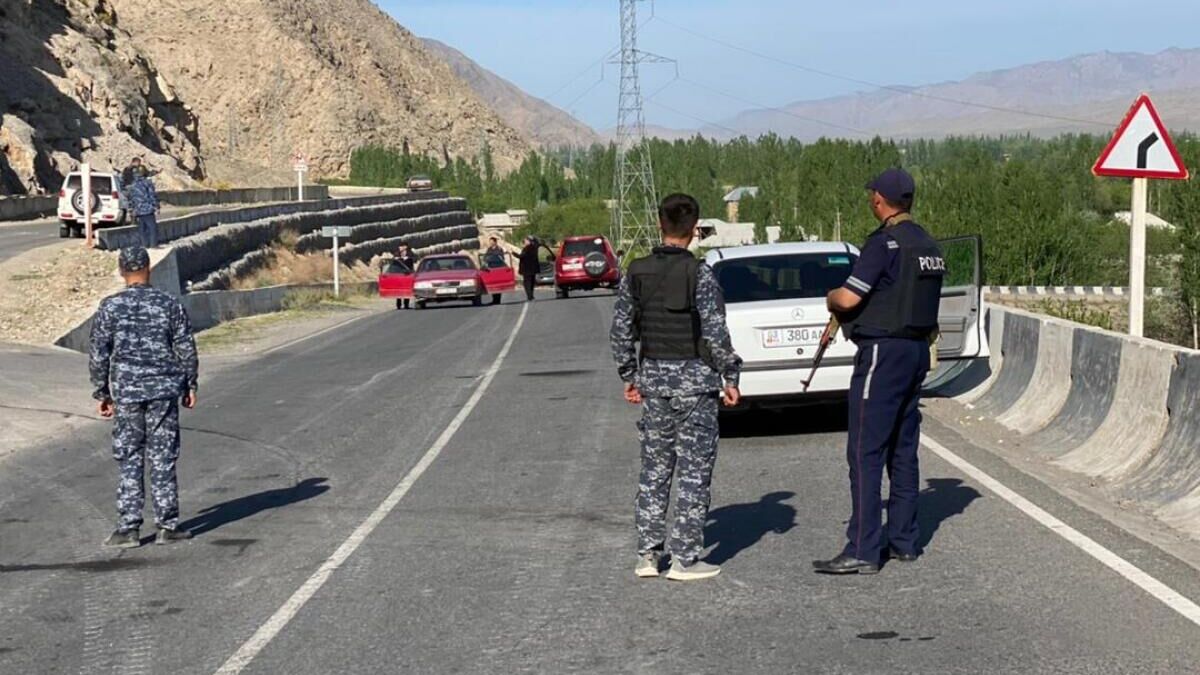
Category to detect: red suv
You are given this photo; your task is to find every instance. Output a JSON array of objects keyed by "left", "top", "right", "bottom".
[{"left": 554, "top": 235, "right": 621, "bottom": 299}]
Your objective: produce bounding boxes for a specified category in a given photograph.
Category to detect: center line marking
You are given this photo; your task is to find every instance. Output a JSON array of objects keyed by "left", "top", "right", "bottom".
[
  {"left": 214, "top": 303, "right": 529, "bottom": 674},
  {"left": 922, "top": 433, "right": 1200, "bottom": 628}
]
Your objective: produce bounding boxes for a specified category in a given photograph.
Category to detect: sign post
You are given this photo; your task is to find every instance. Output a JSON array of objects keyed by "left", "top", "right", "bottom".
[
  {"left": 1092, "top": 93, "right": 1189, "bottom": 337},
  {"left": 81, "top": 162, "right": 94, "bottom": 248},
  {"left": 321, "top": 226, "right": 353, "bottom": 296},
  {"left": 293, "top": 153, "right": 309, "bottom": 202}
]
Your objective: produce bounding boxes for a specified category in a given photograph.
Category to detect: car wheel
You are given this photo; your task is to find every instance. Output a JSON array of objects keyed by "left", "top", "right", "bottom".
[
  {"left": 472, "top": 295, "right": 482, "bottom": 307},
  {"left": 116, "top": 210, "right": 127, "bottom": 226},
  {"left": 59, "top": 224, "right": 70, "bottom": 239},
  {"left": 416, "top": 300, "right": 427, "bottom": 310},
  {"left": 556, "top": 287, "right": 568, "bottom": 299},
  {"left": 492, "top": 293, "right": 502, "bottom": 305},
  {"left": 395, "top": 299, "right": 404, "bottom": 310},
  {"left": 71, "top": 225, "right": 84, "bottom": 239}
]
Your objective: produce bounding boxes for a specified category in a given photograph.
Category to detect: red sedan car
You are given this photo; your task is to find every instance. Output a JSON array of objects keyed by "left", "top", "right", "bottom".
[
  {"left": 379, "top": 253, "right": 516, "bottom": 309},
  {"left": 554, "top": 235, "right": 621, "bottom": 299}
]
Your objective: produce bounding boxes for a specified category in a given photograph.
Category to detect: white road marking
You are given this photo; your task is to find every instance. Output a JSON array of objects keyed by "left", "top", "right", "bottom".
[
  {"left": 922, "top": 433, "right": 1200, "bottom": 628},
  {"left": 213, "top": 303, "right": 530, "bottom": 674}
]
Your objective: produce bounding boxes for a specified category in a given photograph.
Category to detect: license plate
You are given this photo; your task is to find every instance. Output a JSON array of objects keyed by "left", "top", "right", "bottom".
[
  {"left": 563, "top": 263, "right": 583, "bottom": 271},
  {"left": 761, "top": 326, "right": 822, "bottom": 348},
  {"left": 436, "top": 287, "right": 458, "bottom": 295}
]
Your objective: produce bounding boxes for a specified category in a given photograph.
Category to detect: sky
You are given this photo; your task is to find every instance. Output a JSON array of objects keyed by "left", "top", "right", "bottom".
[{"left": 379, "top": 0, "right": 1200, "bottom": 132}]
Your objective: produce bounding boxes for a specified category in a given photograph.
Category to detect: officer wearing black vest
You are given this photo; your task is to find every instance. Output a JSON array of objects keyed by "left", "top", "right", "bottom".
[
  {"left": 611, "top": 193, "right": 743, "bottom": 582},
  {"left": 813, "top": 168, "right": 945, "bottom": 575}
]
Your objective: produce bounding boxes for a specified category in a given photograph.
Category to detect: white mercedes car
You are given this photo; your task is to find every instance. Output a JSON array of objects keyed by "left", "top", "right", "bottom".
[{"left": 706, "top": 238, "right": 987, "bottom": 408}]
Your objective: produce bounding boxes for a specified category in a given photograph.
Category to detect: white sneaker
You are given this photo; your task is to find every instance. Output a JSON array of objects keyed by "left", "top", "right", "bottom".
[
  {"left": 665, "top": 559, "right": 721, "bottom": 581},
  {"left": 635, "top": 552, "right": 662, "bottom": 578}
]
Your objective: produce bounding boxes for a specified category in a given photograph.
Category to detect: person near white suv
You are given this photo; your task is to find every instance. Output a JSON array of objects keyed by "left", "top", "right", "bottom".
[{"left": 127, "top": 166, "right": 161, "bottom": 247}]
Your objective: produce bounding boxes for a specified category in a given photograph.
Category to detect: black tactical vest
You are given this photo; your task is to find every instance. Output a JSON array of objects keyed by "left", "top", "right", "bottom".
[
  {"left": 848, "top": 218, "right": 945, "bottom": 340},
  {"left": 628, "top": 247, "right": 710, "bottom": 362}
]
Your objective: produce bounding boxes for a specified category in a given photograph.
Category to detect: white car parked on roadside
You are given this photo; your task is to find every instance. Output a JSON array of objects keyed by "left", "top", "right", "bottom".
[
  {"left": 57, "top": 171, "right": 128, "bottom": 238},
  {"left": 706, "top": 238, "right": 987, "bottom": 408}
]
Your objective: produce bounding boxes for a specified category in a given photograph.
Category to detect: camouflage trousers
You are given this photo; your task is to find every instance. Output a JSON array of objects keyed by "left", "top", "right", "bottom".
[
  {"left": 635, "top": 393, "right": 720, "bottom": 566},
  {"left": 113, "top": 398, "right": 181, "bottom": 532}
]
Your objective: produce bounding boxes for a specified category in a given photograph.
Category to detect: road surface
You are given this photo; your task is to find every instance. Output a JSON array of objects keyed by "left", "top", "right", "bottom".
[{"left": 2, "top": 294, "right": 1199, "bottom": 673}]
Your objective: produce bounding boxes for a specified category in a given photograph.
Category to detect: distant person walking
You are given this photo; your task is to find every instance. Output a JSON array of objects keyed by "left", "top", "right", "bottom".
[
  {"left": 518, "top": 236, "right": 540, "bottom": 302},
  {"left": 128, "top": 166, "right": 161, "bottom": 248},
  {"left": 610, "top": 193, "right": 743, "bottom": 582},
  {"left": 90, "top": 246, "right": 199, "bottom": 548}
]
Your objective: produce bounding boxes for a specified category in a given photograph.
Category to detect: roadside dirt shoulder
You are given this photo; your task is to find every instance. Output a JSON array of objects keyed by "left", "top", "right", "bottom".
[{"left": 0, "top": 242, "right": 121, "bottom": 345}]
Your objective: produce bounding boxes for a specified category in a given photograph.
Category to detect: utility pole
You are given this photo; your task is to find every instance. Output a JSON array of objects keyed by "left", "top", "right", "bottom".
[{"left": 610, "top": 0, "right": 673, "bottom": 255}]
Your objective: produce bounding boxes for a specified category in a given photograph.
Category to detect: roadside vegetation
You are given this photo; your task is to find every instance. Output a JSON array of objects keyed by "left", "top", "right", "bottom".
[{"left": 347, "top": 134, "right": 1200, "bottom": 348}]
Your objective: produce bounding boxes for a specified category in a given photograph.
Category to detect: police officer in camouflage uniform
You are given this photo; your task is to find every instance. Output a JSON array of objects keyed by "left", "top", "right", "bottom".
[
  {"left": 89, "top": 246, "right": 199, "bottom": 548},
  {"left": 610, "top": 193, "right": 743, "bottom": 582}
]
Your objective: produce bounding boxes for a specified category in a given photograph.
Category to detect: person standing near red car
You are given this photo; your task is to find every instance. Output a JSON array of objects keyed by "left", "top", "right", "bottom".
[{"left": 517, "top": 236, "right": 540, "bottom": 302}]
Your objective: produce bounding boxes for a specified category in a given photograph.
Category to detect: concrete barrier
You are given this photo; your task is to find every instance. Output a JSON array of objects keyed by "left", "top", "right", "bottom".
[
  {"left": 183, "top": 282, "right": 374, "bottom": 331},
  {"left": 0, "top": 195, "right": 56, "bottom": 220},
  {"left": 1055, "top": 338, "right": 1175, "bottom": 478},
  {"left": 1117, "top": 352, "right": 1200, "bottom": 506},
  {"left": 96, "top": 191, "right": 449, "bottom": 250},
  {"left": 1021, "top": 328, "right": 1121, "bottom": 456},
  {"left": 953, "top": 307, "right": 1005, "bottom": 404},
  {"left": 995, "top": 318, "right": 1072, "bottom": 432},
  {"left": 0, "top": 186, "right": 332, "bottom": 223},
  {"left": 969, "top": 311, "right": 1038, "bottom": 417}
]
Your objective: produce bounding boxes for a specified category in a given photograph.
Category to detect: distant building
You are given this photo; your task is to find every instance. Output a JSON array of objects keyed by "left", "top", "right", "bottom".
[
  {"left": 690, "top": 218, "right": 776, "bottom": 251},
  {"left": 1114, "top": 211, "right": 1175, "bottom": 231},
  {"left": 722, "top": 186, "right": 760, "bottom": 223},
  {"left": 506, "top": 209, "right": 530, "bottom": 226},
  {"left": 478, "top": 212, "right": 518, "bottom": 232}
]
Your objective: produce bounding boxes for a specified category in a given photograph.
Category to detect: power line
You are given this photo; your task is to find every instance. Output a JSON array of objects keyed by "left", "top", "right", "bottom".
[
  {"left": 651, "top": 14, "right": 1113, "bottom": 129},
  {"left": 542, "top": 47, "right": 618, "bottom": 102}
]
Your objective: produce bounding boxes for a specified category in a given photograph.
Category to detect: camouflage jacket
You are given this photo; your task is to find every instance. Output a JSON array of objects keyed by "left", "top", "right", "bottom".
[
  {"left": 610, "top": 256, "right": 742, "bottom": 397},
  {"left": 128, "top": 177, "right": 159, "bottom": 217},
  {"left": 89, "top": 284, "right": 199, "bottom": 403}
]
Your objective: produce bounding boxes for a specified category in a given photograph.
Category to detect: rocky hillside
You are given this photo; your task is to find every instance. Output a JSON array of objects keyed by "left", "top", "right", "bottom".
[
  {"left": 420, "top": 38, "right": 599, "bottom": 148},
  {"left": 105, "top": 0, "right": 532, "bottom": 182},
  {"left": 0, "top": 0, "right": 204, "bottom": 196}
]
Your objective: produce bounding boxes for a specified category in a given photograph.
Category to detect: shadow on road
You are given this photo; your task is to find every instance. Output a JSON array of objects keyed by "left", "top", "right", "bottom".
[
  {"left": 179, "top": 477, "right": 330, "bottom": 537},
  {"left": 704, "top": 491, "right": 797, "bottom": 564},
  {"left": 916, "top": 477, "right": 981, "bottom": 551},
  {"left": 719, "top": 402, "right": 849, "bottom": 438}
]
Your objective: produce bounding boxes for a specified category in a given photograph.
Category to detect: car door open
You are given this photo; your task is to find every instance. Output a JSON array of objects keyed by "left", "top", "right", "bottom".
[
  {"left": 479, "top": 252, "right": 517, "bottom": 294},
  {"left": 935, "top": 235, "right": 988, "bottom": 361}
]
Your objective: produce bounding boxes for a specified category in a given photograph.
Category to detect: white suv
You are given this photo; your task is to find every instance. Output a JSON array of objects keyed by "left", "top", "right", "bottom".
[
  {"left": 57, "top": 171, "right": 128, "bottom": 238},
  {"left": 707, "top": 237, "right": 988, "bottom": 408}
]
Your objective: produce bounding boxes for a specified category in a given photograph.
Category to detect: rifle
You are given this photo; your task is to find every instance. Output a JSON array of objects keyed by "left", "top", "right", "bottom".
[{"left": 801, "top": 317, "right": 840, "bottom": 392}]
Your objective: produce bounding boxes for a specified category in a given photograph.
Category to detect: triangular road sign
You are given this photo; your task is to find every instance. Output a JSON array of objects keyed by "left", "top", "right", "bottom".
[{"left": 1093, "top": 94, "right": 1189, "bottom": 179}]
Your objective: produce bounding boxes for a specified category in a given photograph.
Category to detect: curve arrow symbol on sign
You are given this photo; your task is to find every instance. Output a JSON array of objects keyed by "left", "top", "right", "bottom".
[{"left": 1137, "top": 132, "right": 1159, "bottom": 170}]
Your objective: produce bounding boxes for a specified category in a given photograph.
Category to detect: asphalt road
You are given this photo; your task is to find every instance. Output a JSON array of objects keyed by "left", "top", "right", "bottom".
[{"left": 3, "top": 294, "right": 1200, "bottom": 674}]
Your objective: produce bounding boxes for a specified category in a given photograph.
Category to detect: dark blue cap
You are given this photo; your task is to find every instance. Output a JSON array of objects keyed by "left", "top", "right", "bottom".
[
  {"left": 119, "top": 246, "right": 150, "bottom": 273},
  {"left": 865, "top": 168, "right": 916, "bottom": 203}
]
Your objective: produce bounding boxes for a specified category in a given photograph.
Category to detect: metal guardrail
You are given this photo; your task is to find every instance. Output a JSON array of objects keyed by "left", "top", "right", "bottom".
[{"left": 985, "top": 286, "right": 1168, "bottom": 298}]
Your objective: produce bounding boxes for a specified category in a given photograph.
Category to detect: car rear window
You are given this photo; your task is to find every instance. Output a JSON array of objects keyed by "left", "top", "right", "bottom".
[
  {"left": 562, "top": 239, "right": 604, "bottom": 257},
  {"left": 65, "top": 175, "right": 114, "bottom": 192},
  {"left": 714, "top": 252, "right": 857, "bottom": 303},
  {"left": 418, "top": 257, "right": 475, "bottom": 272}
]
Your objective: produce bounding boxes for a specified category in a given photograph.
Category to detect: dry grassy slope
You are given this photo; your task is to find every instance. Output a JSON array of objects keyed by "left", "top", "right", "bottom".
[{"left": 106, "top": 0, "right": 532, "bottom": 181}]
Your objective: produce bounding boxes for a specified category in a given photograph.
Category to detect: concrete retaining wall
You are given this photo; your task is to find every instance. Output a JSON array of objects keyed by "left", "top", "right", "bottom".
[
  {"left": 0, "top": 195, "right": 57, "bottom": 221},
  {"left": 96, "top": 191, "right": 449, "bottom": 250},
  {"left": 171, "top": 198, "right": 462, "bottom": 287},
  {"left": 184, "top": 282, "right": 375, "bottom": 331},
  {"left": 950, "top": 304, "right": 1200, "bottom": 538},
  {"left": 0, "top": 186, "right": 333, "bottom": 223}
]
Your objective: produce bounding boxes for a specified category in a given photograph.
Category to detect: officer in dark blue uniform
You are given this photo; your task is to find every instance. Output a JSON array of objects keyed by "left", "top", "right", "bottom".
[{"left": 813, "top": 168, "right": 945, "bottom": 575}]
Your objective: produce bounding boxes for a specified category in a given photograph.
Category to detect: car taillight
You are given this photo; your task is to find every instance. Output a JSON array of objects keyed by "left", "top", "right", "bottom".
[
  {"left": 59, "top": 190, "right": 66, "bottom": 198},
  {"left": 111, "top": 192, "right": 119, "bottom": 200}
]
